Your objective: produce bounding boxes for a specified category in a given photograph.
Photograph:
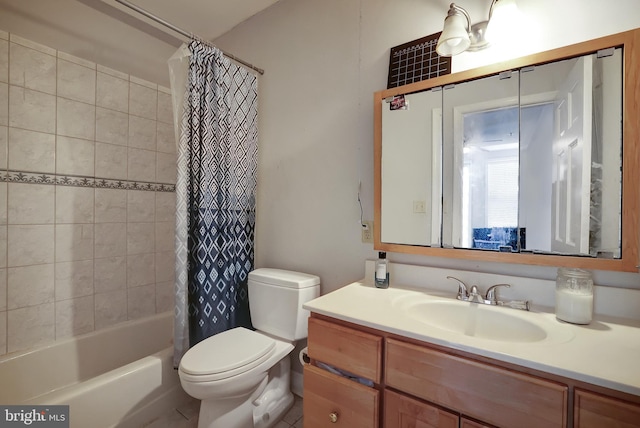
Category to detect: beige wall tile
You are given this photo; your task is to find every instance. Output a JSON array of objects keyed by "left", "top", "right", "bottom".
[
  {"left": 96, "top": 72, "right": 128, "bottom": 113},
  {"left": 0, "top": 184, "right": 6, "bottom": 225},
  {"left": 7, "top": 302, "right": 54, "bottom": 353},
  {"left": 0, "top": 226, "right": 7, "bottom": 269},
  {"left": 7, "top": 225, "right": 54, "bottom": 267},
  {"left": 95, "top": 142, "right": 127, "bottom": 180},
  {"left": 7, "top": 263, "right": 54, "bottom": 309},
  {"left": 128, "top": 148, "right": 155, "bottom": 182},
  {"left": 94, "top": 223, "right": 126, "bottom": 258},
  {"left": 156, "top": 152, "right": 176, "bottom": 184},
  {"left": 127, "top": 222, "right": 154, "bottom": 255},
  {"left": 94, "top": 290, "right": 126, "bottom": 329},
  {"left": 156, "top": 91, "right": 172, "bottom": 124},
  {"left": 129, "top": 82, "right": 157, "bottom": 120},
  {"left": 128, "top": 115, "right": 156, "bottom": 150},
  {"left": 57, "top": 58, "right": 96, "bottom": 104},
  {"left": 156, "top": 121, "right": 176, "bottom": 154},
  {"left": 155, "top": 221, "right": 173, "bottom": 253},
  {"left": 56, "top": 136, "right": 95, "bottom": 177},
  {"left": 0, "top": 126, "right": 7, "bottom": 170},
  {"left": 57, "top": 97, "right": 95, "bottom": 140},
  {"left": 0, "top": 84, "right": 6, "bottom": 126},
  {"left": 0, "top": 39, "right": 7, "bottom": 84},
  {"left": 0, "top": 311, "right": 6, "bottom": 356},
  {"left": 127, "top": 253, "right": 155, "bottom": 288},
  {"left": 0, "top": 269, "right": 6, "bottom": 311},
  {"left": 8, "top": 128, "right": 55, "bottom": 173},
  {"left": 55, "top": 186, "right": 95, "bottom": 224},
  {"left": 55, "top": 295, "right": 94, "bottom": 339},
  {"left": 95, "top": 188, "right": 126, "bottom": 223},
  {"left": 127, "top": 283, "right": 155, "bottom": 320},
  {"left": 94, "top": 256, "right": 126, "bottom": 294},
  {"left": 55, "top": 224, "right": 94, "bottom": 263},
  {"left": 155, "top": 281, "right": 173, "bottom": 313},
  {"left": 55, "top": 260, "right": 93, "bottom": 300},
  {"left": 155, "top": 251, "right": 175, "bottom": 283},
  {"left": 9, "top": 86, "right": 56, "bottom": 133},
  {"left": 155, "top": 192, "right": 175, "bottom": 223},
  {"left": 127, "top": 190, "right": 155, "bottom": 222},
  {"left": 8, "top": 183, "right": 55, "bottom": 225},
  {"left": 96, "top": 107, "right": 127, "bottom": 145},
  {"left": 9, "top": 43, "right": 56, "bottom": 94}
]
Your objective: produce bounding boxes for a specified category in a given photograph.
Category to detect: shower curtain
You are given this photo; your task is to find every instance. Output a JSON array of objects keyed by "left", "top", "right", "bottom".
[{"left": 169, "top": 39, "right": 258, "bottom": 366}]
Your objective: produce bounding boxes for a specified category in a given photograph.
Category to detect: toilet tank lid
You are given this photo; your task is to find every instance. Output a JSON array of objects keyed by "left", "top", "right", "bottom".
[{"left": 249, "top": 268, "right": 320, "bottom": 288}]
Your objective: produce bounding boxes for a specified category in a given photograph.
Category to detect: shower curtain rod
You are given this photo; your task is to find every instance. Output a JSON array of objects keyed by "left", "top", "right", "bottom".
[{"left": 114, "top": 0, "right": 265, "bottom": 75}]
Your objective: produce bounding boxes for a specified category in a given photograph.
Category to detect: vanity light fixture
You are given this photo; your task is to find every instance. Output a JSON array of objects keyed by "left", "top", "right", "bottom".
[{"left": 436, "top": 0, "right": 517, "bottom": 57}]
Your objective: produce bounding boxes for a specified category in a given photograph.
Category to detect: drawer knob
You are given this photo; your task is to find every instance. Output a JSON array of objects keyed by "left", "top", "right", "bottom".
[{"left": 329, "top": 412, "right": 339, "bottom": 423}]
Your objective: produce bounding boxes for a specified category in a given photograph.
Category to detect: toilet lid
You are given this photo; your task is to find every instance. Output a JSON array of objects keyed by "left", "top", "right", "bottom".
[{"left": 179, "top": 327, "right": 276, "bottom": 379}]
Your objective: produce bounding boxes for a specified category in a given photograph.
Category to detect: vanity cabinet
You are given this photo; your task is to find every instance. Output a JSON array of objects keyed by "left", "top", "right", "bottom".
[
  {"left": 304, "top": 317, "right": 382, "bottom": 427},
  {"left": 303, "top": 364, "right": 379, "bottom": 427},
  {"left": 385, "top": 338, "right": 568, "bottom": 428},
  {"left": 574, "top": 389, "right": 640, "bottom": 427},
  {"left": 384, "top": 389, "right": 459, "bottom": 428},
  {"left": 304, "top": 314, "right": 640, "bottom": 427}
]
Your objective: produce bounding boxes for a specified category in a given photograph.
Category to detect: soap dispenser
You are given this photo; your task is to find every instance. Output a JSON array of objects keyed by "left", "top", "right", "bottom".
[{"left": 375, "top": 252, "right": 389, "bottom": 289}]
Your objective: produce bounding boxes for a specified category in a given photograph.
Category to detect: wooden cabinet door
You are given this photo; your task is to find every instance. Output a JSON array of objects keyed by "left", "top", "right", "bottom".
[
  {"left": 308, "top": 316, "right": 382, "bottom": 383},
  {"left": 384, "top": 389, "right": 458, "bottom": 428},
  {"left": 386, "top": 338, "right": 568, "bottom": 428},
  {"left": 574, "top": 389, "right": 640, "bottom": 428},
  {"left": 461, "top": 417, "right": 495, "bottom": 428},
  {"left": 303, "top": 364, "right": 379, "bottom": 428}
]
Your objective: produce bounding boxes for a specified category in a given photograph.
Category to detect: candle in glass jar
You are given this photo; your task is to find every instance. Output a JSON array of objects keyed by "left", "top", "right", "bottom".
[{"left": 555, "top": 288, "right": 593, "bottom": 324}]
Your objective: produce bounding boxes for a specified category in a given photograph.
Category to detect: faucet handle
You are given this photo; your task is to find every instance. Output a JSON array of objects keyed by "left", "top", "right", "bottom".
[
  {"left": 485, "top": 283, "right": 510, "bottom": 303},
  {"left": 447, "top": 276, "right": 469, "bottom": 300}
]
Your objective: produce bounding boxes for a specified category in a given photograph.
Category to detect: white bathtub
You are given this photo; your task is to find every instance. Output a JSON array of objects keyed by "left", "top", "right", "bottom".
[{"left": 0, "top": 312, "right": 191, "bottom": 428}]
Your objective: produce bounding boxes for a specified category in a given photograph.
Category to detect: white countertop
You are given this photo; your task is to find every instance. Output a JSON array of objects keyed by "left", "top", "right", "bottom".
[{"left": 304, "top": 280, "right": 640, "bottom": 396}]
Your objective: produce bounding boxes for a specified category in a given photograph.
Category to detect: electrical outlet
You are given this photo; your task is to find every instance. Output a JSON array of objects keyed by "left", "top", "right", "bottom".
[{"left": 361, "top": 221, "right": 373, "bottom": 243}]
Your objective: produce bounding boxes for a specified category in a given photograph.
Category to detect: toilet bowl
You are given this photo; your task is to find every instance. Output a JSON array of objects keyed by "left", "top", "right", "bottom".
[{"left": 178, "top": 268, "right": 320, "bottom": 428}]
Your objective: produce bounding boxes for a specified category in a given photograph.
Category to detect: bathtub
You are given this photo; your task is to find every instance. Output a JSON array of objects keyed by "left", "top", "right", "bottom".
[{"left": 0, "top": 312, "right": 191, "bottom": 428}]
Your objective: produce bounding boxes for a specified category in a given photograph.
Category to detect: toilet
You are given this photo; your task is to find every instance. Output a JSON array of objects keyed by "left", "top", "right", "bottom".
[{"left": 178, "top": 268, "right": 320, "bottom": 428}]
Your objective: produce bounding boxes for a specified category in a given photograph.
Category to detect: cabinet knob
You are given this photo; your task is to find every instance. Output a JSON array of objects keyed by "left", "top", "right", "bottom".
[{"left": 329, "top": 412, "right": 339, "bottom": 423}]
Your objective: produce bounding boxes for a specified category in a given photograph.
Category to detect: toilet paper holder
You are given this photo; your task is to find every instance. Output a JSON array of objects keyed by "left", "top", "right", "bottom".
[{"left": 299, "top": 347, "right": 310, "bottom": 366}]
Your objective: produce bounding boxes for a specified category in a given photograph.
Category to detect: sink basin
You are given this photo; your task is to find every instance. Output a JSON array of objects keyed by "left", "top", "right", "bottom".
[{"left": 399, "top": 298, "right": 572, "bottom": 344}]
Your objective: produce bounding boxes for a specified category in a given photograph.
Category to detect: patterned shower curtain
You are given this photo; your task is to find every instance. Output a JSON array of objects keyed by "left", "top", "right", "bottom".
[{"left": 173, "top": 39, "right": 258, "bottom": 367}]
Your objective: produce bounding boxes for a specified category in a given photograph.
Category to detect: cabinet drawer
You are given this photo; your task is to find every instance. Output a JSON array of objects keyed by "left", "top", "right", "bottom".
[
  {"left": 307, "top": 317, "right": 382, "bottom": 383},
  {"left": 303, "top": 364, "right": 379, "bottom": 428},
  {"left": 386, "top": 338, "right": 568, "bottom": 428},
  {"left": 385, "top": 389, "right": 458, "bottom": 428},
  {"left": 574, "top": 389, "right": 640, "bottom": 427}
]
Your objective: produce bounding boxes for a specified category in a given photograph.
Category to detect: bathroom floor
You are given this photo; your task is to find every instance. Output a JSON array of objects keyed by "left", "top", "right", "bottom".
[{"left": 144, "top": 394, "right": 304, "bottom": 427}]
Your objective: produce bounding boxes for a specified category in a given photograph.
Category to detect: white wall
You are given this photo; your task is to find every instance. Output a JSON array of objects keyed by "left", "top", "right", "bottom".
[{"left": 214, "top": 0, "right": 640, "bottom": 293}]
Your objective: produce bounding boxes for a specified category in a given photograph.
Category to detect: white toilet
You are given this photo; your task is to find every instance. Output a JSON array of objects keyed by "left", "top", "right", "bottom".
[{"left": 178, "top": 268, "right": 320, "bottom": 428}]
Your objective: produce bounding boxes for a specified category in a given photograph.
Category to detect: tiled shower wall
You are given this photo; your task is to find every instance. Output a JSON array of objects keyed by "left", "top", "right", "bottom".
[{"left": 0, "top": 30, "right": 177, "bottom": 355}]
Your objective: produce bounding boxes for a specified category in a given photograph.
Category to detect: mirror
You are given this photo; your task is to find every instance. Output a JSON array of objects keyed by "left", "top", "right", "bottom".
[{"left": 374, "top": 29, "right": 639, "bottom": 272}]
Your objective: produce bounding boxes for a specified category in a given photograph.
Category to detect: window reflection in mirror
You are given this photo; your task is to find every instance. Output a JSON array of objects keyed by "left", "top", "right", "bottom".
[
  {"left": 461, "top": 107, "right": 520, "bottom": 250},
  {"left": 442, "top": 70, "right": 520, "bottom": 250}
]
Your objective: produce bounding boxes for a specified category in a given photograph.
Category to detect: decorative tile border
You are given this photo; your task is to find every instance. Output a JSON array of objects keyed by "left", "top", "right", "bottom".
[{"left": 2, "top": 170, "right": 176, "bottom": 192}]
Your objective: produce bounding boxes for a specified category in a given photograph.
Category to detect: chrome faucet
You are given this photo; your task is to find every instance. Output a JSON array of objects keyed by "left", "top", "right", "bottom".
[{"left": 446, "top": 276, "right": 530, "bottom": 311}]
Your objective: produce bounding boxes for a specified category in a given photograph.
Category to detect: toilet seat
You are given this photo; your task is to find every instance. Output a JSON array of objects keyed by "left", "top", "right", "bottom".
[{"left": 179, "top": 327, "right": 276, "bottom": 382}]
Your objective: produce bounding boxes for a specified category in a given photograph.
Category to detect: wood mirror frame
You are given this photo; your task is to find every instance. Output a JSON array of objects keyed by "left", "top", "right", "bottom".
[{"left": 374, "top": 29, "right": 640, "bottom": 272}]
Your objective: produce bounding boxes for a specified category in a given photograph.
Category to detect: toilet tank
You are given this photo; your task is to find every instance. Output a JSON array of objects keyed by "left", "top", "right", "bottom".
[{"left": 248, "top": 268, "right": 320, "bottom": 341}]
